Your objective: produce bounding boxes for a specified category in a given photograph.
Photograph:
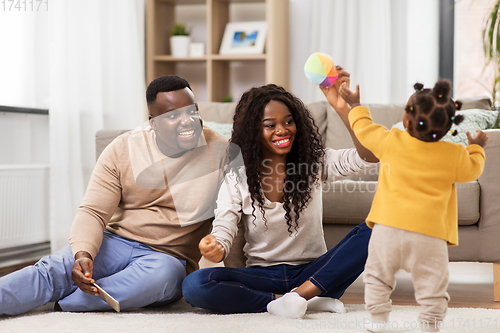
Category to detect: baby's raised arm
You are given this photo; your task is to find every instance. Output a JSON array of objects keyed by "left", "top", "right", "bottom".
[
  {"left": 320, "top": 76, "right": 378, "bottom": 163},
  {"left": 339, "top": 83, "right": 361, "bottom": 109}
]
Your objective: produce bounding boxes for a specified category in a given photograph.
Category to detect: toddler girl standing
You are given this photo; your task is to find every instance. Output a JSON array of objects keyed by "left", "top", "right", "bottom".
[{"left": 339, "top": 80, "right": 487, "bottom": 333}]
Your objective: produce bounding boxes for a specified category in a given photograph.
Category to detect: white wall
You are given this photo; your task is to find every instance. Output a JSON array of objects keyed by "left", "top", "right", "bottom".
[
  {"left": 405, "top": 0, "right": 439, "bottom": 98},
  {"left": 0, "top": 112, "right": 49, "bottom": 165},
  {"left": 0, "top": 11, "right": 50, "bottom": 109},
  {"left": 454, "top": 0, "right": 496, "bottom": 100}
]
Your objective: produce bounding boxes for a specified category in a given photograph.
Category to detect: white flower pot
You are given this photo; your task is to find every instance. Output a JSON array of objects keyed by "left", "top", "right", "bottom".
[{"left": 170, "top": 36, "right": 191, "bottom": 57}]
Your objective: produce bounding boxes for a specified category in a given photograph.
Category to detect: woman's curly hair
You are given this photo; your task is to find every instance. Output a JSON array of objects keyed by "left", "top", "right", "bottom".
[{"left": 228, "top": 84, "right": 324, "bottom": 234}]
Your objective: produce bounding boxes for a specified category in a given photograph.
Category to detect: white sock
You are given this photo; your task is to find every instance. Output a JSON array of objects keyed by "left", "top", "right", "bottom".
[
  {"left": 266, "top": 292, "right": 307, "bottom": 319},
  {"left": 306, "top": 297, "right": 346, "bottom": 313}
]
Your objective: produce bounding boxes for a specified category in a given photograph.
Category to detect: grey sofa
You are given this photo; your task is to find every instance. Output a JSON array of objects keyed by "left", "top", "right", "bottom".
[{"left": 96, "top": 97, "right": 500, "bottom": 301}]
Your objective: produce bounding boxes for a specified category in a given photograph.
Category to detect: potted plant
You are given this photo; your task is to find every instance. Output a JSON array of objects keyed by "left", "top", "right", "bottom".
[{"left": 170, "top": 23, "right": 191, "bottom": 57}]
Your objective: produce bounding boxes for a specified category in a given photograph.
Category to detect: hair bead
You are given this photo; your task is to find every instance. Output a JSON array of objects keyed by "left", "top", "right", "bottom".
[{"left": 414, "top": 83, "right": 424, "bottom": 92}]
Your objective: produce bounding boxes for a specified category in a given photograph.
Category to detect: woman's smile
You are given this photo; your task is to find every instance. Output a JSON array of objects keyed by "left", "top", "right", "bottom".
[{"left": 273, "top": 136, "right": 291, "bottom": 148}]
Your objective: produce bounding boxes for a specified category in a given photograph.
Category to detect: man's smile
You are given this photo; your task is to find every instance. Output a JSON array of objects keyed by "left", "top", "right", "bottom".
[{"left": 179, "top": 129, "right": 196, "bottom": 137}]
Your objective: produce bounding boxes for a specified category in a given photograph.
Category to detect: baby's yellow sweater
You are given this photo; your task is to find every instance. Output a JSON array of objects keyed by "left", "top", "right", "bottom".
[{"left": 349, "top": 106, "right": 485, "bottom": 245}]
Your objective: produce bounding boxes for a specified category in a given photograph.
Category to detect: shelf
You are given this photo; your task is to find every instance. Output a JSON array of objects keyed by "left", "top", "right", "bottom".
[
  {"left": 153, "top": 54, "right": 267, "bottom": 62},
  {"left": 156, "top": 0, "right": 267, "bottom": 3},
  {"left": 154, "top": 55, "right": 208, "bottom": 61},
  {"left": 156, "top": 0, "right": 205, "bottom": 4},
  {"left": 146, "top": 0, "right": 289, "bottom": 102},
  {"left": 213, "top": 0, "right": 266, "bottom": 3},
  {"left": 211, "top": 54, "right": 267, "bottom": 61}
]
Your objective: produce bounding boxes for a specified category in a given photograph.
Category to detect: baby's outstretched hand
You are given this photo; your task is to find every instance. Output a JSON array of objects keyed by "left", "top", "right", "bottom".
[
  {"left": 320, "top": 65, "right": 350, "bottom": 113},
  {"left": 466, "top": 130, "right": 488, "bottom": 147},
  {"left": 199, "top": 234, "right": 225, "bottom": 263},
  {"left": 339, "top": 83, "right": 360, "bottom": 108}
]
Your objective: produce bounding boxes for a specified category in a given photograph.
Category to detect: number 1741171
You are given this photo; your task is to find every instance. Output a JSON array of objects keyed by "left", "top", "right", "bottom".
[
  {"left": 450, "top": 317, "right": 498, "bottom": 330},
  {"left": 1, "top": 0, "right": 48, "bottom": 11}
]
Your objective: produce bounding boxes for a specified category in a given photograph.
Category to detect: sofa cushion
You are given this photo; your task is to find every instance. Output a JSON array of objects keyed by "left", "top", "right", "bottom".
[
  {"left": 198, "top": 102, "right": 237, "bottom": 124},
  {"left": 306, "top": 101, "right": 328, "bottom": 143},
  {"left": 456, "top": 181, "right": 481, "bottom": 225},
  {"left": 322, "top": 180, "right": 480, "bottom": 226},
  {"left": 203, "top": 121, "right": 233, "bottom": 137},
  {"left": 459, "top": 96, "right": 492, "bottom": 110},
  {"left": 326, "top": 103, "right": 405, "bottom": 149},
  {"left": 322, "top": 180, "right": 376, "bottom": 224},
  {"left": 96, "top": 129, "right": 130, "bottom": 160}
]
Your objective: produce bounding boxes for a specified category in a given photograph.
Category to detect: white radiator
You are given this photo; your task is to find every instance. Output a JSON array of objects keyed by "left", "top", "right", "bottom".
[{"left": 0, "top": 165, "right": 50, "bottom": 252}]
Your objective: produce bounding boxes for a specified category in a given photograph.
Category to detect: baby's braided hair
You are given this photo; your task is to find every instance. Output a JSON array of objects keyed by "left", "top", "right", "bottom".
[{"left": 405, "top": 79, "right": 464, "bottom": 142}]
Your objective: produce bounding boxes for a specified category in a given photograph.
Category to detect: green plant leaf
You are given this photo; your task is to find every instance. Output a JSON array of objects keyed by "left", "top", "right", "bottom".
[{"left": 171, "top": 23, "right": 191, "bottom": 36}]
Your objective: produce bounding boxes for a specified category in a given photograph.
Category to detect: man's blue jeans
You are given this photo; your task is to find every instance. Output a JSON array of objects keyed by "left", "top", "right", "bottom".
[
  {"left": 0, "top": 230, "right": 186, "bottom": 315},
  {"left": 182, "top": 222, "right": 371, "bottom": 313}
]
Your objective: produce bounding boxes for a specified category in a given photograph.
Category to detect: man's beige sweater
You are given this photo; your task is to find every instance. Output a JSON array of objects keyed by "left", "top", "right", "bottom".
[{"left": 69, "top": 126, "right": 228, "bottom": 273}]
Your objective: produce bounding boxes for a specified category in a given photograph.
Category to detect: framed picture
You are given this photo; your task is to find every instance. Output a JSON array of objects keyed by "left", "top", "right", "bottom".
[{"left": 219, "top": 21, "right": 268, "bottom": 55}]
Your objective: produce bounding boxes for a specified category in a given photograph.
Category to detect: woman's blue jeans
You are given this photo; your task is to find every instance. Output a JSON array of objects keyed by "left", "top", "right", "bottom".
[{"left": 182, "top": 222, "right": 371, "bottom": 313}]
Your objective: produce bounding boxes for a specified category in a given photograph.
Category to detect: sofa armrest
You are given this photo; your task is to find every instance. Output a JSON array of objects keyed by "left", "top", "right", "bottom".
[
  {"left": 477, "top": 129, "right": 500, "bottom": 263},
  {"left": 95, "top": 129, "right": 130, "bottom": 161}
]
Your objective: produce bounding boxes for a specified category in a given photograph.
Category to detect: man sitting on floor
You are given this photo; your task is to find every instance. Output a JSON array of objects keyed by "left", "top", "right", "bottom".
[{"left": 0, "top": 75, "right": 234, "bottom": 314}]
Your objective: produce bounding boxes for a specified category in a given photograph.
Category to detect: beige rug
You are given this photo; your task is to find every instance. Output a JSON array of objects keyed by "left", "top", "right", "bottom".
[{"left": 0, "top": 299, "right": 499, "bottom": 333}]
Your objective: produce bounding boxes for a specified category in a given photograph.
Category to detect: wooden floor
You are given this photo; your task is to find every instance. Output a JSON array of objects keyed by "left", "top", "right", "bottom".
[{"left": 340, "top": 262, "right": 500, "bottom": 309}]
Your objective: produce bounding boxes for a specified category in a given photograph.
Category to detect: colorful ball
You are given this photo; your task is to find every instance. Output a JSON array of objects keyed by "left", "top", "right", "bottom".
[{"left": 304, "top": 53, "right": 339, "bottom": 87}]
